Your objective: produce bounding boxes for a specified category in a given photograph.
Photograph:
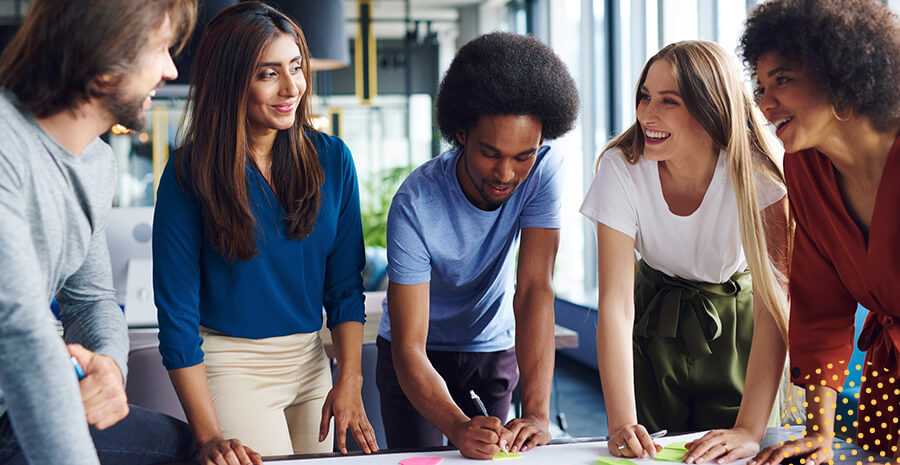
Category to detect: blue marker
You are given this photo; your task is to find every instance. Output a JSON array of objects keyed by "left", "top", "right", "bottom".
[{"left": 71, "top": 356, "right": 86, "bottom": 380}]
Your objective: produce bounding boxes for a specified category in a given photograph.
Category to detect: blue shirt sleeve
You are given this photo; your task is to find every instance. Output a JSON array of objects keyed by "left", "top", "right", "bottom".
[
  {"left": 520, "top": 147, "right": 563, "bottom": 229},
  {"left": 153, "top": 160, "right": 205, "bottom": 370},
  {"left": 385, "top": 191, "right": 432, "bottom": 285},
  {"left": 322, "top": 137, "right": 366, "bottom": 329}
]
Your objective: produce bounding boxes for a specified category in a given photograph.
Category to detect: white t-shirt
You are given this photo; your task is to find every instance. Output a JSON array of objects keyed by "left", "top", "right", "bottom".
[{"left": 579, "top": 147, "right": 786, "bottom": 284}]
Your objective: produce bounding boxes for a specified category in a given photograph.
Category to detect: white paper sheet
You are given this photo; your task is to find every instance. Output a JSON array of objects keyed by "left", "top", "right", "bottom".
[{"left": 264, "top": 432, "right": 752, "bottom": 465}]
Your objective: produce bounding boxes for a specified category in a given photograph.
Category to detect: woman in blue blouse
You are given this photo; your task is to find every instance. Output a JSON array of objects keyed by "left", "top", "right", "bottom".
[{"left": 152, "top": 3, "right": 377, "bottom": 464}]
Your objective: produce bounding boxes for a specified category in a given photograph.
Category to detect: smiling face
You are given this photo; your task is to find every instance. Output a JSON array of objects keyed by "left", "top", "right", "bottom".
[
  {"left": 635, "top": 60, "right": 714, "bottom": 162},
  {"left": 754, "top": 52, "right": 836, "bottom": 154},
  {"left": 102, "top": 14, "right": 178, "bottom": 130},
  {"left": 246, "top": 33, "right": 306, "bottom": 139},
  {"left": 455, "top": 114, "right": 543, "bottom": 211}
]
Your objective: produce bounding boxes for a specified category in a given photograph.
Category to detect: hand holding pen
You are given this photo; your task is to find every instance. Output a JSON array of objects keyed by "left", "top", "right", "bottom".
[
  {"left": 448, "top": 389, "right": 512, "bottom": 459},
  {"left": 610, "top": 423, "right": 666, "bottom": 458},
  {"left": 469, "top": 390, "right": 509, "bottom": 452}
]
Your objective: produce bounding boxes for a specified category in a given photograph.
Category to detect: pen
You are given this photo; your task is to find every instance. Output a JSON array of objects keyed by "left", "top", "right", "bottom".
[
  {"left": 469, "top": 389, "right": 508, "bottom": 453},
  {"left": 617, "top": 429, "right": 668, "bottom": 451},
  {"left": 71, "top": 356, "right": 86, "bottom": 380}
]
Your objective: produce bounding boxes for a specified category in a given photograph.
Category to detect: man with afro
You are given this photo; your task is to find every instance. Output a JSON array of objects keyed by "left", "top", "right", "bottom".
[{"left": 375, "top": 32, "right": 579, "bottom": 460}]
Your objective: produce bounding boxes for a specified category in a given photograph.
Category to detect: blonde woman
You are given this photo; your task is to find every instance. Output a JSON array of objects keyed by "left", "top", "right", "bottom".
[{"left": 580, "top": 41, "right": 790, "bottom": 463}]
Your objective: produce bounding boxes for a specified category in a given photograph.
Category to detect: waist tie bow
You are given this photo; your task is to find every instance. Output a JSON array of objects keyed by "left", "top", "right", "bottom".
[
  {"left": 634, "top": 261, "right": 745, "bottom": 360},
  {"left": 858, "top": 311, "right": 900, "bottom": 374}
]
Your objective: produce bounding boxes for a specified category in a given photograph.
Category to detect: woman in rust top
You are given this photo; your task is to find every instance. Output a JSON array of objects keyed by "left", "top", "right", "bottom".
[{"left": 740, "top": 0, "right": 900, "bottom": 463}]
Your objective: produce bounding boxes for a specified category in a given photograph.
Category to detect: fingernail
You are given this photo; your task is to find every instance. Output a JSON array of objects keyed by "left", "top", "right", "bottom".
[{"left": 718, "top": 459, "right": 724, "bottom": 464}]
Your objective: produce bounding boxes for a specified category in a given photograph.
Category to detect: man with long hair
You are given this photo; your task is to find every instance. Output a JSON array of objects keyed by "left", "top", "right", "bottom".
[
  {"left": 377, "top": 32, "right": 579, "bottom": 460},
  {"left": 0, "top": 1, "right": 197, "bottom": 464}
]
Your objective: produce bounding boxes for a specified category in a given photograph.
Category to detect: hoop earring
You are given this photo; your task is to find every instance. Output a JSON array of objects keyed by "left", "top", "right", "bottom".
[{"left": 832, "top": 105, "right": 850, "bottom": 122}]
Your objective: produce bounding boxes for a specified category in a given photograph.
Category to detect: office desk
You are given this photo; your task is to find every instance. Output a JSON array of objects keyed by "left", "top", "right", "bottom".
[{"left": 161, "top": 427, "right": 891, "bottom": 464}]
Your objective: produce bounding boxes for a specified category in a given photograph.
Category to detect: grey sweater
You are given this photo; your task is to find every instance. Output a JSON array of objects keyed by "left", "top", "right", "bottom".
[{"left": 0, "top": 91, "right": 129, "bottom": 464}]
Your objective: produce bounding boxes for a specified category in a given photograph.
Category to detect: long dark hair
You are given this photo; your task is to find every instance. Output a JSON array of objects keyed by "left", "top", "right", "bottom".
[
  {"left": 0, "top": 0, "right": 196, "bottom": 117},
  {"left": 176, "top": 1, "right": 323, "bottom": 261}
]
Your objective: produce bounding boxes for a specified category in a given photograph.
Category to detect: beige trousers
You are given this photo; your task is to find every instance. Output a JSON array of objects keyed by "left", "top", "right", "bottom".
[{"left": 199, "top": 327, "right": 334, "bottom": 456}]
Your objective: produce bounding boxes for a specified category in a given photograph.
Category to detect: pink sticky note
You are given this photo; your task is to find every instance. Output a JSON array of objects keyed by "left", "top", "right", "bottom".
[{"left": 399, "top": 457, "right": 443, "bottom": 465}]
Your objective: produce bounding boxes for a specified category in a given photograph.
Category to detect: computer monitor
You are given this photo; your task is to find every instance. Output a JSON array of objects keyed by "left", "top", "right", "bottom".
[{"left": 105, "top": 207, "right": 156, "bottom": 327}]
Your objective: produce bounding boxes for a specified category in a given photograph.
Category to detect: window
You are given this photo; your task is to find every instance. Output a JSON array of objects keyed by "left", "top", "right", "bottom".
[{"left": 543, "top": 0, "right": 758, "bottom": 305}]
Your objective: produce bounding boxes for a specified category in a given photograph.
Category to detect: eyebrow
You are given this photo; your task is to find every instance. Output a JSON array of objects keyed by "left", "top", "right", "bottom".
[
  {"left": 766, "top": 66, "right": 793, "bottom": 77},
  {"left": 479, "top": 142, "right": 538, "bottom": 157},
  {"left": 640, "top": 85, "right": 681, "bottom": 97},
  {"left": 258, "top": 56, "right": 302, "bottom": 68}
]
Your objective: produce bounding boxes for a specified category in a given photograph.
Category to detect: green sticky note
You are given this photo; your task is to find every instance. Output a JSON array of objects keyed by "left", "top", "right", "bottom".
[
  {"left": 654, "top": 441, "right": 689, "bottom": 462},
  {"left": 594, "top": 457, "right": 639, "bottom": 465},
  {"left": 492, "top": 450, "right": 522, "bottom": 460}
]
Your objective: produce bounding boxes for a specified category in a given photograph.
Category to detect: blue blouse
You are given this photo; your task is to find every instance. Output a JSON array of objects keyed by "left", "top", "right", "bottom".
[{"left": 153, "top": 132, "right": 365, "bottom": 370}]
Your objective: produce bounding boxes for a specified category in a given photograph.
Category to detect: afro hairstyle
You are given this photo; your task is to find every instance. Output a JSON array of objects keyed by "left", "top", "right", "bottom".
[
  {"left": 436, "top": 32, "right": 580, "bottom": 147},
  {"left": 740, "top": 0, "right": 900, "bottom": 132}
]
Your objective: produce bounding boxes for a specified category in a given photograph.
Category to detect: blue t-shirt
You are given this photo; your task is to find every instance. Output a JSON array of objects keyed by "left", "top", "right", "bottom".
[
  {"left": 153, "top": 132, "right": 366, "bottom": 370},
  {"left": 378, "top": 145, "right": 562, "bottom": 352}
]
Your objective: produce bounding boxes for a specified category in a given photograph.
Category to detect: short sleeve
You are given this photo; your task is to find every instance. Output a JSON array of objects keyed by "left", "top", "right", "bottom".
[
  {"left": 386, "top": 192, "right": 431, "bottom": 285},
  {"left": 519, "top": 148, "right": 563, "bottom": 229},
  {"left": 579, "top": 150, "right": 639, "bottom": 239},
  {"left": 755, "top": 167, "right": 787, "bottom": 210}
]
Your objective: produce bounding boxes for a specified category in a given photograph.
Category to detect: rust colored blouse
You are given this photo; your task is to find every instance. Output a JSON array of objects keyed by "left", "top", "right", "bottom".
[{"left": 786, "top": 136, "right": 900, "bottom": 454}]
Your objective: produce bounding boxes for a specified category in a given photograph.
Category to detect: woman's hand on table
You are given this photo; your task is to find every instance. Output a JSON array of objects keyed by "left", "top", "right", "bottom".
[
  {"left": 319, "top": 374, "right": 379, "bottom": 454},
  {"left": 609, "top": 423, "right": 662, "bottom": 458},
  {"left": 685, "top": 427, "right": 760, "bottom": 464}
]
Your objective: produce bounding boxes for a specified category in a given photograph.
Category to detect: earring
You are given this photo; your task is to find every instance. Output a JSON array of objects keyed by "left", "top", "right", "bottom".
[{"left": 831, "top": 105, "right": 850, "bottom": 122}]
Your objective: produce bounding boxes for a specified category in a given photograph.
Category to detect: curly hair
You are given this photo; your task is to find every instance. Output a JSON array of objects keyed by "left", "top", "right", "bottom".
[
  {"left": 740, "top": 0, "right": 900, "bottom": 132},
  {"left": 436, "top": 32, "right": 579, "bottom": 146}
]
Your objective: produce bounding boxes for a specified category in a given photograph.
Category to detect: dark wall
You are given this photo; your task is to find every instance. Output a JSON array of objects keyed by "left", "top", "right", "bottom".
[
  {"left": 171, "top": 0, "right": 239, "bottom": 85},
  {"left": 318, "top": 38, "right": 439, "bottom": 96}
]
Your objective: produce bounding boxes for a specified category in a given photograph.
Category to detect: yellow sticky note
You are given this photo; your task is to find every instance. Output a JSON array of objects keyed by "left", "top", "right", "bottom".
[
  {"left": 655, "top": 441, "right": 689, "bottom": 462},
  {"left": 492, "top": 450, "right": 522, "bottom": 460}
]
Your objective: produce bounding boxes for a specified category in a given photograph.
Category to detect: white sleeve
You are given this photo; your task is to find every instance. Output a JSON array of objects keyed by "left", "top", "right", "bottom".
[
  {"left": 754, "top": 169, "right": 787, "bottom": 210},
  {"left": 579, "top": 150, "right": 639, "bottom": 239}
]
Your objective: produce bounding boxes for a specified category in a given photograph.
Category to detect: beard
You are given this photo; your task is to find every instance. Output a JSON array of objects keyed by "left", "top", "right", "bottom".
[
  {"left": 476, "top": 180, "right": 517, "bottom": 209},
  {"left": 102, "top": 87, "right": 151, "bottom": 131}
]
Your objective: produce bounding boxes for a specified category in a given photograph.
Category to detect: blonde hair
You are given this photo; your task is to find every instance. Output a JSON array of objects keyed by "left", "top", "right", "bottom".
[{"left": 601, "top": 40, "right": 791, "bottom": 343}]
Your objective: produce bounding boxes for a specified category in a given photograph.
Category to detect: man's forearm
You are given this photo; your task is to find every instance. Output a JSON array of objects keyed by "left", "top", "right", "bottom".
[
  {"left": 60, "top": 300, "right": 129, "bottom": 381},
  {"left": 513, "top": 286, "right": 554, "bottom": 423},
  {"left": 58, "top": 233, "right": 130, "bottom": 380},
  {"left": 393, "top": 345, "right": 469, "bottom": 435}
]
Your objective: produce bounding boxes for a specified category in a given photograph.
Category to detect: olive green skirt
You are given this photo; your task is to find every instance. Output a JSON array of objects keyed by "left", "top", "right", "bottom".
[{"left": 632, "top": 260, "right": 779, "bottom": 433}]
